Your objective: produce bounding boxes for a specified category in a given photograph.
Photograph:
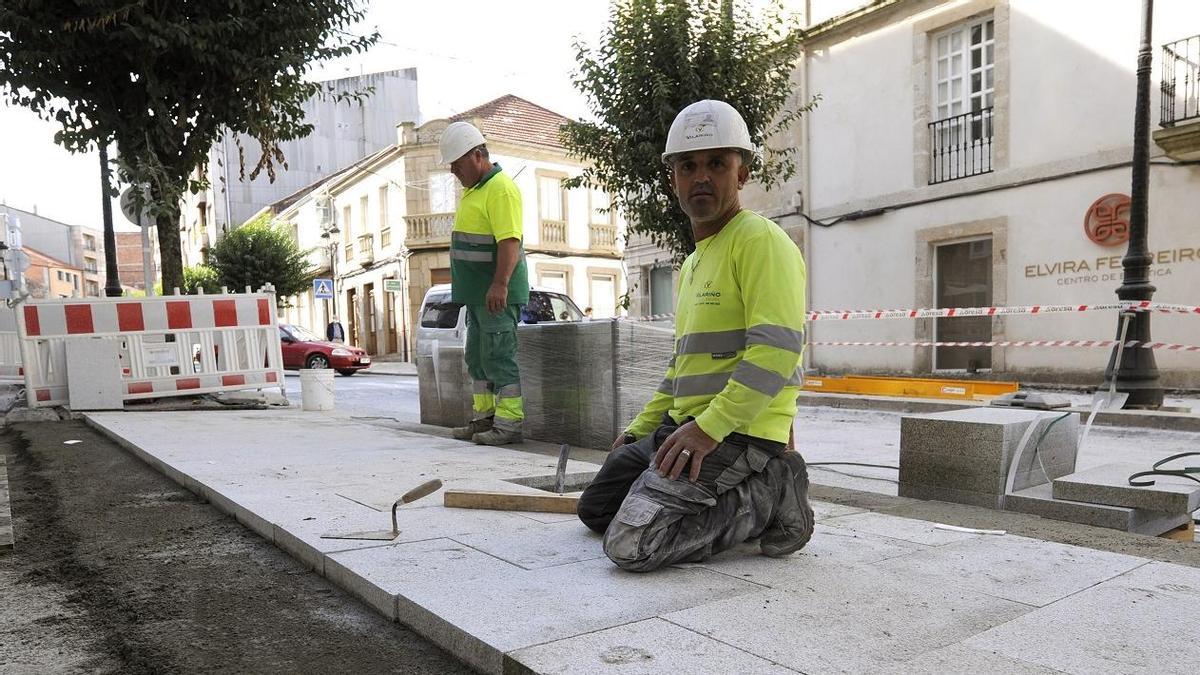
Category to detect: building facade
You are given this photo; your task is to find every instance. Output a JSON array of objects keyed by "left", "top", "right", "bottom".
[
  {"left": 114, "top": 230, "right": 161, "bottom": 294},
  {"left": 22, "top": 247, "right": 84, "bottom": 299},
  {"left": 179, "top": 69, "right": 421, "bottom": 267},
  {"left": 0, "top": 204, "right": 106, "bottom": 296},
  {"left": 272, "top": 95, "right": 627, "bottom": 359},
  {"left": 631, "top": 0, "right": 1200, "bottom": 389}
]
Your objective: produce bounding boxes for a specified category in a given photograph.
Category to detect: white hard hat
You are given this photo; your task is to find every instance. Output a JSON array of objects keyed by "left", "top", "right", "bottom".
[
  {"left": 662, "top": 99, "right": 754, "bottom": 164},
  {"left": 438, "top": 121, "right": 486, "bottom": 165}
]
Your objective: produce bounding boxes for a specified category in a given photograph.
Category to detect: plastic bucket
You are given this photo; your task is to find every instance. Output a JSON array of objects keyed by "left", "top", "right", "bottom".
[{"left": 299, "top": 368, "right": 335, "bottom": 411}]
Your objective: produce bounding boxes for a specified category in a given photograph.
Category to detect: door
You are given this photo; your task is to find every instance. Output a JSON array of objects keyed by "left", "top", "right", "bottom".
[
  {"left": 364, "top": 282, "right": 378, "bottom": 354},
  {"left": 347, "top": 288, "right": 359, "bottom": 348},
  {"left": 385, "top": 285, "right": 399, "bottom": 354},
  {"left": 649, "top": 266, "right": 673, "bottom": 316},
  {"left": 934, "top": 238, "right": 993, "bottom": 371},
  {"left": 279, "top": 326, "right": 303, "bottom": 368},
  {"left": 590, "top": 273, "right": 617, "bottom": 318}
]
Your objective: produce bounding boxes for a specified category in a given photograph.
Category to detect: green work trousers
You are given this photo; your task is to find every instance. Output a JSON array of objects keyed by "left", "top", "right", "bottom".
[{"left": 464, "top": 304, "right": 523, "bottom": 431}]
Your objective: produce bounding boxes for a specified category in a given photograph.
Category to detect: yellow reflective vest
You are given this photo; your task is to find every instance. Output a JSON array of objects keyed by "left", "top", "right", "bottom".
[
  {"left": 450, "top": 164, "right": 529, "bottom": 305},
  {"left": 626, "top": 210, "right": 807, "bottom": 444}
]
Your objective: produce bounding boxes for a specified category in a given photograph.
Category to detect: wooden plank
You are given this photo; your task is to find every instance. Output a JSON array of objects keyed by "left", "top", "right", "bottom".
[{"left": 443, "top": 489, "right": 579, "bottom": 514}]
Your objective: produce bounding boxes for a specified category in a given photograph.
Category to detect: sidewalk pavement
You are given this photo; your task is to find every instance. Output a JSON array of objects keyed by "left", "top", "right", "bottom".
[
  {"left": 366, "top": 360, "right": 417, "bottom": 376},
  {"left": 83, "top": 408, "right": 1200, "bottom": 674}
]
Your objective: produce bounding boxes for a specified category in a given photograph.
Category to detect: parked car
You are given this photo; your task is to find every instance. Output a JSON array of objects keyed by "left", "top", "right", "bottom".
[
  {"left": 415, "top": 284, "right": 584, "bottom": 358},
  {"left": 279, "top": 323, "right": 371, "bottom": 376}
]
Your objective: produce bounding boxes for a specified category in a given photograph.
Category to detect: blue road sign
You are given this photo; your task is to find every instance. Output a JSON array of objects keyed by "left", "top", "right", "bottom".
[{"left": 313, "top": 278, "right": 334, "bottom": 299}]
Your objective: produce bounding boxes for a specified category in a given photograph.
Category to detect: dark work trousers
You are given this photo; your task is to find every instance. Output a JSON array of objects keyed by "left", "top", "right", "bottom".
[{"left": 578, "top": 416, "right": 814, "bottom": 572}]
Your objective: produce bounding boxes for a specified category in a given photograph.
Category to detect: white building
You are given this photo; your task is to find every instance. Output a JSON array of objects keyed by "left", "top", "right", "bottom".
[
  {"left": 179, "top": 69, "right": 420, "bottom": 267},
  {"left": 271, "top": 95, "right": 626, "bottom": 359},
  {"left": 635, "top": 0, "right": 1200, "bottom": 389}
]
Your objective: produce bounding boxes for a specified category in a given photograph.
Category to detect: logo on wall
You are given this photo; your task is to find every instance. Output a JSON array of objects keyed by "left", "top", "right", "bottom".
[{"left": 1083, "top": 193, "right": 1131, "bottom": 247}]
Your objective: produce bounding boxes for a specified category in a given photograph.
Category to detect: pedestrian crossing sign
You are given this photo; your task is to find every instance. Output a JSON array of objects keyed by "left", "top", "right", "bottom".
[{"left": 313, "top": 278, "right": 334, "bottom": 299}]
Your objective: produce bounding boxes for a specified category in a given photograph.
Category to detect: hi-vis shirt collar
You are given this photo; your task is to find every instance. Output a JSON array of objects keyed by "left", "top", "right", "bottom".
[{"left": 468, "top": 163, "right": 503, "bottom": 192}]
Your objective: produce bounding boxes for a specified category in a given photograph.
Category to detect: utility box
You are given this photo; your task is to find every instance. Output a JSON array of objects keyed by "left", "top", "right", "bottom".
[{"left": 65, "top": 338, "right": 125, "bottom": 410}]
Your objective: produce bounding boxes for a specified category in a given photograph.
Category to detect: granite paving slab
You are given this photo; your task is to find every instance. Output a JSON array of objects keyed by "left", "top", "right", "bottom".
[
  {"left": 820, "top": 511, "right": 983, "bottom": 547},
  {"left": 508, "top": 618, "right": 799, "bottom": 675},
  {"left": 393, "top": 557, "right": 763, "bottom": 673},
  {"left": 1007, "top": 483, "right": 1191, "bottom": 534},
  {"left": 451, "top": 519, "right": 605, "bottom": 570},
  {"left": 662, "top": 562, "right": 1031, "bottom": 673},
  {"left": 894, "top": 642, "right": 1068, "bottom": 674},
  {"left": 693, "top": 524, "right": 926, "bottom": 579},
  {"left": 811, "top": 499, "right": 868, "bottom": 521},
  {"left": 1053, "top": 462, "right": 1200, "bottom": 513},
  {"left": 966, "top": 561, "right": 1200, "bottom": 673},
  {"left": 873, "top": 534, "right": 1146, "bottom": 607}
]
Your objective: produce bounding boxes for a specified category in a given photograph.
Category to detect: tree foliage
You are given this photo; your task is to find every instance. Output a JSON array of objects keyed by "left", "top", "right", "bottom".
[
  {"left": 563, "top": 0, "right": 814, "bottom": 259},
  {"left": 207, "top": 216, "right": 311, "bottom": 304},
  {"left": 0, "top": 1, "right": 377, "bottom": 292},
  {"left": 182, "top": 264, "right": 221, "bottom": 295}
]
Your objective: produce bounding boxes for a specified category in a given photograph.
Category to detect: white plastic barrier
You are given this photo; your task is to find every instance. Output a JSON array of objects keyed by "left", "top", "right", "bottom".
[
  {"left": 0, "top": 303, "right": 21, "bottom": 381},
  {"left": 15, "top": 290, "right": 285, "bottom": 408}
]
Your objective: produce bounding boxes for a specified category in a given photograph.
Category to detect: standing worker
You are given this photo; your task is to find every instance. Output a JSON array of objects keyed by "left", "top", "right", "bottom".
[
  {"left": 577, "top": 100, "right": 814, "bottom": 571},
  {"left": 439, "top": 121, "right": 529, "bottom": 446}
]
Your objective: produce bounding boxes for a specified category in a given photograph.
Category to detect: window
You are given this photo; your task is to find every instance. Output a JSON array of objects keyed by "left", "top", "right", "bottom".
[
  {"left": 419, "top": 290, "right": 463, "bottom": 328},
  {"left": 538, "top": 176, "right": 565, "bottom": 222},
  {"left": 379, "top": 186, "right": 391, "bottom": 247},
  {"left": 649, "top": 266, "right": 674, "bottom": 316},
  {"left": 589, "top": 274, "right": 617, "bottom": 318},
  {"left": 83, "top": 235, "right": 97, "bottom": 252},
  {"left": 86, "top": 281, "right": 99, "bottom": 296},
  {"left": 590, "top": 189, "right": 612, "bottom": 225},
  {"left": 934, "top": 238, "right": 992, "bottom": 370},
  {"left": 429, "top": 173, "right": 457, "bottom": 213},
  {"left": 342, "top": 205, "right": 353, "bottom": 261},
  {"left": 57, "top": 271, "right": 64, "bottom": 281},
  {"left": 520, "top": 291, "right": 582, "bottom": 324},
  {"left": 539, "top": 269, "right": 568, "bottom": 294},
  {"left": 430, "top": 267, "right": 451, "bottom": 285},
  {"left": 929, "top": 16, "right": 995, "bottom": 183}
]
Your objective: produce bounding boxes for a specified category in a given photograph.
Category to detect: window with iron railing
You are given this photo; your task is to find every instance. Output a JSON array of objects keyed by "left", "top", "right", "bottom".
[
  {"left": 1162, "top": 34, "right": 1200, "bottom": 127},
  {"left": 929, "top": 16, "right": 995, "bottom": 184}
]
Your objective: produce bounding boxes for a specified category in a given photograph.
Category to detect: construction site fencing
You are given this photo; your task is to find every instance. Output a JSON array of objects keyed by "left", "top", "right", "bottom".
[{"left": 15, "top": 288, "right": 284, "bottom": 408}]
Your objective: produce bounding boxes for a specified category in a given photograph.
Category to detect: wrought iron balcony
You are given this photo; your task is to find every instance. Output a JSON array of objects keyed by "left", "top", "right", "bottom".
[
  {"left": 405, "top": 212, "right": 455, "bottom": 249},
  {"left": 928, "top": 107, "right": 994, "bottom": 185},
  {"left": 588, "top": 223, "right": 618, "bottom": 253},
  {"left": 1155, "top": 34, "right": 1200, "bottom": 160}
]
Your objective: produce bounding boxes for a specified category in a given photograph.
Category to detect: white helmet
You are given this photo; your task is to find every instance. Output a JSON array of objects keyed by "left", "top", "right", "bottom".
[
  {"left": 438, "top": 121, "right": 486, "bottom": 165},
  {"left": 662, "top": 99, "right": 754, "bottom": 164}
]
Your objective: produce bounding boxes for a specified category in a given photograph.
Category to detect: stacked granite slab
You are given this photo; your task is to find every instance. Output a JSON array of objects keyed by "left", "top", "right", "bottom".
[
  {"left": 417, "top": 319, "right": 674, "bottom": 449},
  {"left": 1, "top": 456, "right": 12, "bottom": 553},
  {"left": 1027, "top": 462, "right": 1200, "bottom": 534},
  {"left": 899, "top": 408, "right": 1079, "bottom": 510}
]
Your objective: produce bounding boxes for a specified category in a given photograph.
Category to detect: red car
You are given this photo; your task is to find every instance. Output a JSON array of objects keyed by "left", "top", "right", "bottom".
[{"left": 278, "top": 324, "right": 371, "bottom": 376}]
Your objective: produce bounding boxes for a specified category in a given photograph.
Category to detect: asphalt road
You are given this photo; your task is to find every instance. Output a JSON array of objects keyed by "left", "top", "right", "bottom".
[
  {"left": 0, "top": 420, "right": 470, "bottom": 674},
  {"left": 282, "top": 370, "right": 421, "bottom": 422}
]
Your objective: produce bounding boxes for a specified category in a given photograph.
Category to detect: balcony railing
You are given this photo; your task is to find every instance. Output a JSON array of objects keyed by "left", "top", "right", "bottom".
[
  {"left": 1162, "top": 34, "right": 1200, "bottom": 127},
  {"left": 405, "top": 212, "right": 455, "bottom": 248},
  {"left": 344, "top": 241, "right": 354, "bottom": 263},
  {"left": 588, "top": 223, "right": 618, "bottom": 253},
  {"left": 380, "top": 227, "right": 391, "bottom": 249},
  {"left": 357, "top": 233, "right": 374, "bottom": 266},
  {"left": 540, "top": 219, "right": 568, "bottom": 249},
  {"left": 928, "top": 107, "right": 994, "bottom": 185}
]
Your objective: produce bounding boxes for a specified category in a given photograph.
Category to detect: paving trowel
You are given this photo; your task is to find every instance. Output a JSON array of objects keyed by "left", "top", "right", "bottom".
[{"left": 320, "top": 478, "right": 443, "bottom": 541}]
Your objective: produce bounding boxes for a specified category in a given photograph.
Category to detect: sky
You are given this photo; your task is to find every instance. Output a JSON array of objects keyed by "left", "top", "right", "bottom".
[{"left": 0, "top": 0, "right": 613, "bottom": 231}]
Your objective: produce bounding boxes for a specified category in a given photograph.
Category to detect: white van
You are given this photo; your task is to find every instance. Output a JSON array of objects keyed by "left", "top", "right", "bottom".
[{"left": 415, "top": 283, "right": 584, "bottom": 357}]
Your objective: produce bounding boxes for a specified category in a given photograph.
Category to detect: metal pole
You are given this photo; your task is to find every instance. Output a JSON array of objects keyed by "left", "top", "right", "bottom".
[
  {"left": 140, "top": 210, "right": 156, "bottom": 296},
  {"left": 100, "top": 143, "right": 122, "bottom": 297},
  {"left": 1104, "top": 0, "right": 1163, "bottom": 409}
]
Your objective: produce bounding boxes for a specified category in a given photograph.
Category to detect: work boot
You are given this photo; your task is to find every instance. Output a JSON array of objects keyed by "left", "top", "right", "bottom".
[
  {"left": 452, "top": 416, "right": 494, "bottom": 440},
  {"left": 471, "top": 426, "right": 522, "bottom": 446},
  {"left": 759, "top": 451, "right": 815, "bottom": 558}
]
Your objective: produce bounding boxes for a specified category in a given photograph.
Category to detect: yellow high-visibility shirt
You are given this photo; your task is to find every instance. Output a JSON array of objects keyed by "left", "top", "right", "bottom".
[
  {"left": 626, "top": 210, "right": 807, "bottom": 444},
  {"left": 450, "top": 164, "right": 529, "bottom": 305}
]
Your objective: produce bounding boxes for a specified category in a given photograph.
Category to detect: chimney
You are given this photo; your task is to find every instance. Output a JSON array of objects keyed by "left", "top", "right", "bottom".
[{"left": 397, "top": 121, "right": 415, "bottom": 146}]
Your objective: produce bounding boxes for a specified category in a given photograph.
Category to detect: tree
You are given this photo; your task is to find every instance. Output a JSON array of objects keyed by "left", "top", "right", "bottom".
[
  {"left": 182, "top": 264, "right": 221, "bottom": 295},
  {"left": 0, "top": 1, "right": 378, "bottom": 292},
  {"left": 207, "top": 216, "right": 311, "bottom": 304},
  {"left": 563, "top": 0, "right": 814, "bottom": 259}
]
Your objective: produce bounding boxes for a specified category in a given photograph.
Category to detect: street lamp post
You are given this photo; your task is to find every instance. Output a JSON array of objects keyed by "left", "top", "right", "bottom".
[
  {"left": 1104, "top": 0, "right": 1163, "bottom": 409},
  {"left": 320, "top": 223, "right": 340, "bottom": 325}
]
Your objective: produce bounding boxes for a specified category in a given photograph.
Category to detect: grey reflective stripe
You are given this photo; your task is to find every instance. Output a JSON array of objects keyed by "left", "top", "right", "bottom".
[
  {"left": 453, "top": 231, "right": 496, "bottom": 245},
  {"left": 672, "top": 371, "right": 732, "bottom": 398},
  {"left": 472, "top": 380, "right": 491, "bottom": 394},
  {"left": 730, "top": 361, "right": 787, "bottom": 397},
  {"left": 450, "top": 249, "right": 493, "bottom": 262},
  {"left": 656, "top": 378, "right": 674, "bottom": 395},
  {"left": 746, "top": 325, "right": 806, "bottom": 353},
  {"left": 676, "top": 329, "right": 746, "bottom": 355},
  {"left": 497, "top": 384, "right": 522, "bottom": 398}
]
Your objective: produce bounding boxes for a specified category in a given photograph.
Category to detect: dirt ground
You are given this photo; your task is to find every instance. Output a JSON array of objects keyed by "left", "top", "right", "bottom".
[{"left": 0, "top": 420, "right": 472, "bottom": 674}]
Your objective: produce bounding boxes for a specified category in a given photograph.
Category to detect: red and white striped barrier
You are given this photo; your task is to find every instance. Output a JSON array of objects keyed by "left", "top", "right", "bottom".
[
  {"left": 16, "top": 290, "right": 284, "bottom": 408},
  {"left": 809, "top": 339, "right": 1200, "bottom": 352}
]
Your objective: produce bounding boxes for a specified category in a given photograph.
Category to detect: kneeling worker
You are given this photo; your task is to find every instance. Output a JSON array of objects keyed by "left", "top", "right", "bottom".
[
  {"left": 439, "top": 121, "right": 529, "bottom": 446},
  {"left": 578, "top": 100, "right": 814, "bottom": 571}
]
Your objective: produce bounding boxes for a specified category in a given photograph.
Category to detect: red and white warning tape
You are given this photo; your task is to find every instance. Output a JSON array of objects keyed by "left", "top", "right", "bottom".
[
  {"left": 806, "top": 301, "right": 1200, "bottom": 321},
  {"left": 808, "top": 339, "right": 1200, "bottom": 352}
]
